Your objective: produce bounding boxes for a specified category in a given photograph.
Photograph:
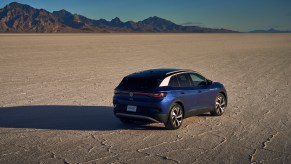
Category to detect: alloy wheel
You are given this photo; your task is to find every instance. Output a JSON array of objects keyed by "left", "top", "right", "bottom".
[
  {"left": 171, "top": 105, "right": 183, "bottom": 128},
  {"left": 215, "top": 95, "right": 226, "bottom": 115}
]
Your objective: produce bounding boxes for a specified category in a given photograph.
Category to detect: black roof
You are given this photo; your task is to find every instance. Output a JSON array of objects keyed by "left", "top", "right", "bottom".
[{"left": 126, "top": 68, "right": 192, "bottom": 78}]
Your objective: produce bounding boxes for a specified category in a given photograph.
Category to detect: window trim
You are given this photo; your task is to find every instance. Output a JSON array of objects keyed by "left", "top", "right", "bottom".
[
  {"left": 188, "top": 73, "right": 207, "bottom": 87},
  {"left": 159, "top": 71, "right": 207, "bottom": 87}
]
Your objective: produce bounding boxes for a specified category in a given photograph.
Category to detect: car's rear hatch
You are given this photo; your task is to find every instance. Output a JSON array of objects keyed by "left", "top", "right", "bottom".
[{"left": 114, "top": 76, "right": 165, "bottom": 105}]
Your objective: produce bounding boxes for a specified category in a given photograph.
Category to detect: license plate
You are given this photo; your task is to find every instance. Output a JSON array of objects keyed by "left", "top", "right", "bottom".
[{"left": 127, "top": 105, "right": 137, "bottom": 112}]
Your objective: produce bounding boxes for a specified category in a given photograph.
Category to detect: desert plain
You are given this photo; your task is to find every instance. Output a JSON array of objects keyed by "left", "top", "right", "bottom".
[{"left": 0, "top": 34, "right": 290, "bottom": 163}]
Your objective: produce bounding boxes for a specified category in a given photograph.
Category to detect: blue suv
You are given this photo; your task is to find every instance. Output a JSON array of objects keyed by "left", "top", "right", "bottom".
[{"left": 113, "top": 68, "right": 227, "bottom": 130}]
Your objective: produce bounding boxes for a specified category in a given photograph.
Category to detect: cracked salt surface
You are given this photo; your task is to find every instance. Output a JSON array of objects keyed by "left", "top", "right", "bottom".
[{"left": 0, "top": 34, "right": 290, "bottom": 163}]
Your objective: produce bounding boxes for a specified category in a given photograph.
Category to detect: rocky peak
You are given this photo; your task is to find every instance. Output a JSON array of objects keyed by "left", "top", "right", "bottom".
[
  {"left": 52, "top": 9, "right": 73, "bottom": 18},
  {"left": 4, "top": 2, "right": 33, "bottom": 12},
  {"left": 141, "top": 16, "right": 174, "bottom": 25},
  {"left": 111, "top": 17, "right": 121, "bottom": 23}
]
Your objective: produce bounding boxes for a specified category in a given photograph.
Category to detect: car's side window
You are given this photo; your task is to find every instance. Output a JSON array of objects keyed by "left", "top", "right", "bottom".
[
  {"left": 176, "top": 74, "right": 192, "bottom": 87},
  {"left": 189, "top": 73, "right": 206, "bottom": 86},
  {"left": 169, "top": 75, "right": 179, "bottom": 87}
]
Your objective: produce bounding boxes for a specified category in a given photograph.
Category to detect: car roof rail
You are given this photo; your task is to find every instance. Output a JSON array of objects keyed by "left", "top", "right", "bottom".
[{"left": 166, "top": 69, "right": 194, "bottom": 75}]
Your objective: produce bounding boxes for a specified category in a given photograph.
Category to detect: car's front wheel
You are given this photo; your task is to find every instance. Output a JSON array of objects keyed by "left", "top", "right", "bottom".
[
  {"left": 211, "top": 93, "right": 226, "bottom": 116},
  {"left": 164, "top": 103, "right": 183, "bottom": 130}
]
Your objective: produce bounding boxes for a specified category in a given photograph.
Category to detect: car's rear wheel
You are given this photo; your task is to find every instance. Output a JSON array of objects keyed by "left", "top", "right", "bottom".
[
  {"left": 211, "top": 93, "right": 226, "bottom": 116},
  {"left": 164, "top": 103, "right": 183, "bottom": 130}
]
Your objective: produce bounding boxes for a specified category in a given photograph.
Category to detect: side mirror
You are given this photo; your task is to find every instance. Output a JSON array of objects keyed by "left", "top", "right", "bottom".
[{"left": 206, "top": 79, "right": 213, "bottom": 85}]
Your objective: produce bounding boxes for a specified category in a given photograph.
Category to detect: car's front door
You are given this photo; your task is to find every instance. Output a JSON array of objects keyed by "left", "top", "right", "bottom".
[{"left": 188, "top": 73, "right": 215, "bottom": 109}]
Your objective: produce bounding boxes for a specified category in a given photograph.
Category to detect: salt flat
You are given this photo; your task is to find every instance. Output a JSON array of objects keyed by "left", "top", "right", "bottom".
[{"left": 0, "top": 34, "right": 290, "bottom": 163}]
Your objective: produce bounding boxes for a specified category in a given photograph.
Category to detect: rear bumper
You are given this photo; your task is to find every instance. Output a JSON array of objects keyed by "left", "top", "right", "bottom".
[
  {"left": 115, "top": 113, "right": 166, "bottom": 123},
  {"left": 113, "top": 104, "right": 168, "bottom": 123}
]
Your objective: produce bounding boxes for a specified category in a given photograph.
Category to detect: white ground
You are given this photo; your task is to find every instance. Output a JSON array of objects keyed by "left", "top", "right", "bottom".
[{"left": 0, "top": 34, "right": 290, "bottom": 163}]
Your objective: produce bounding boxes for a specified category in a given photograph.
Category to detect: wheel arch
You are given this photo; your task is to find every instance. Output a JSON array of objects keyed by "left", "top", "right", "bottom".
[
  {"left": 172, "top": 100, "right": 185, "bottom": 118},
  {"left": 218, "top": 91, "right": 228, "bottom": 107}
]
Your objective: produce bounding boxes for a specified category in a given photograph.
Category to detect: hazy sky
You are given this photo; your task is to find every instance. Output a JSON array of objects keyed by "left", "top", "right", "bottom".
[{"left": 1, "top": 0, "right": 290, "bottom": 32}]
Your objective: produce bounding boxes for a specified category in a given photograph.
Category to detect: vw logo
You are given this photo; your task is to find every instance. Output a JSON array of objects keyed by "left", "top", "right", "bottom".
[{"left": 129, "top": 92, "right": 133, "bottom": 97}]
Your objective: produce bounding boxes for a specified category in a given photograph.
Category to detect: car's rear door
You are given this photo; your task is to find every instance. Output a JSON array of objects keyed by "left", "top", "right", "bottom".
[{"left": 173, "top": 73, "right": 200, "bottom": 111}]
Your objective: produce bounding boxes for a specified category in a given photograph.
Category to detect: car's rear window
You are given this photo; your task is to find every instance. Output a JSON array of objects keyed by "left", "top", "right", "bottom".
[{"left": 117, "top": 77, "right": 162, "bottom": 90}]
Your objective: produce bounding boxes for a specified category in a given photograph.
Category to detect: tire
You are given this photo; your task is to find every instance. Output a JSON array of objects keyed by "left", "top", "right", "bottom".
[
  {"left": 211, "top": 93, "right": 226, "bottom": 116},
  {"left": 119, "top": 118, "right": 134, "bottom": 124},
  {"left": 164, "top": 103, "right": 183, "bottom": 130}
]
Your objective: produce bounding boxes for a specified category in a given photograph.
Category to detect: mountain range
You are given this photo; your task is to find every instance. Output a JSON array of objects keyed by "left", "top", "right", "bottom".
[
  {"left": 249, "top": 28, "right": 291, "bottom": 33},
  {"left": 0, "top": 2, "right": 237, "bottom": 33}
]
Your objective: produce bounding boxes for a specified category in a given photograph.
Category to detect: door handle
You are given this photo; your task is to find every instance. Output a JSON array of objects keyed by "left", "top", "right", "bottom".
[
  {"left": 180, "top": 92, "right": 185, "bottom": 94},
  {"left": 198, "top": 90, "right": 202, "bottom": 93}
]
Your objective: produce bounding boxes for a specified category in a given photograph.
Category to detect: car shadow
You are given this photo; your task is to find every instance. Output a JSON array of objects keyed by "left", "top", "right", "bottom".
[
  {"left": 0, "top": 105, "right": 165, "bottom": 131},
  {"left": 197, "top": 113, "right": 215, "bottom": 117}
]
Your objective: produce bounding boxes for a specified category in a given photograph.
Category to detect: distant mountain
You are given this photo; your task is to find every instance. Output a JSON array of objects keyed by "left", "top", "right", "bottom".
[
  {"left": 249, "top": 28, "right": 291, "bottom": 33},
  {"left": 0, "top": 2, "right": 238, "bottom": 33}
]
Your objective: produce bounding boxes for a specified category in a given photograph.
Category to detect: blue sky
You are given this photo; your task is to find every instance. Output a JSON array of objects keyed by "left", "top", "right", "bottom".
[{"left": 1, "top": 0, "right": 290, "bottom": 32}]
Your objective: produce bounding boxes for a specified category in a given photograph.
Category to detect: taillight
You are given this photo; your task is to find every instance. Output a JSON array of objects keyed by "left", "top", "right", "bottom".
[
  {"left": 150, "top": 92, "right": 166, "bottom": 98},
  {"left": 114, "top": 90, "right": 166, "bottom": 98},
  {"left": 114, "top": 90, "right": 129, "bottom": 95}
]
